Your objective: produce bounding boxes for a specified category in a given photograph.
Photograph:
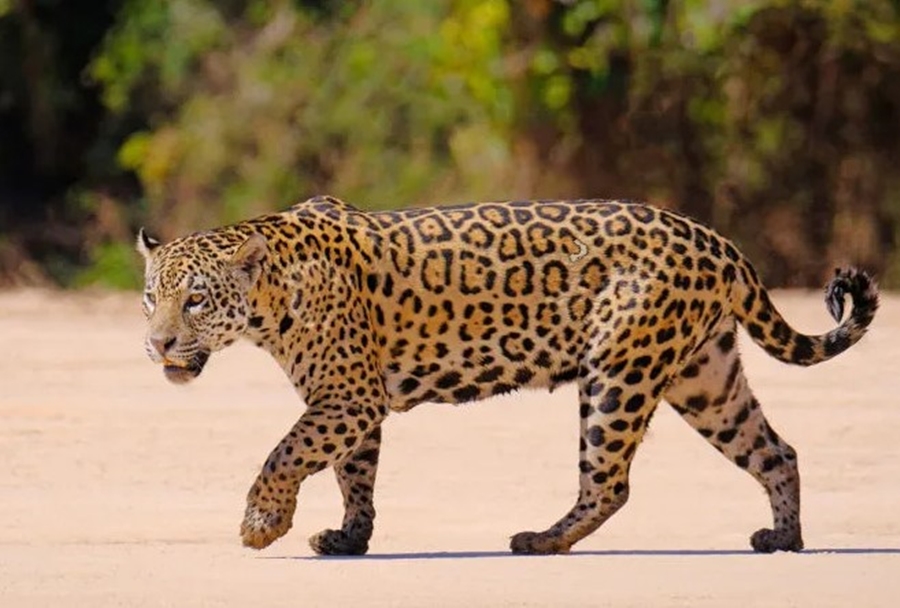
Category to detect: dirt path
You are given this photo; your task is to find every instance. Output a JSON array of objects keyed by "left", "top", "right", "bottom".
[{"left": 1, "top": 289, "right": 898, "bottom": 607}]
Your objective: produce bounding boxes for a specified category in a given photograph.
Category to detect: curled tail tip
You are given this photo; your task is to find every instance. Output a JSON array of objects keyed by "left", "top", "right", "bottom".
[{"left": 824, "top": 267, "right": 879, "bottom": 326}]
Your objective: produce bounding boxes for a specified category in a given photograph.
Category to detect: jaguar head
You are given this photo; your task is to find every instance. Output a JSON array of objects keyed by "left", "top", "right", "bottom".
[{"left": 136, "top": 228, "right": 268, "bottom": 384}]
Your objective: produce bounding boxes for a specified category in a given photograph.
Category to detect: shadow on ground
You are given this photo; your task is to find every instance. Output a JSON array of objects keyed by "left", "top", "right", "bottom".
[{"left": 264, "top": 547, "right": 900, "bottom": 561}]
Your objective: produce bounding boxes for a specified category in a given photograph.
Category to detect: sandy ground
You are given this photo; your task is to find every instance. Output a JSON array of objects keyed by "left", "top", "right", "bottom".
[{"left": 0, "top": 288, "right": 898, "bottom": 607}]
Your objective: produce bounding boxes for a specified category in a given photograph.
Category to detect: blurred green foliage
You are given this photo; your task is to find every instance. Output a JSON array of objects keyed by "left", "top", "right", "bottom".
[
  {"left": 72, "top": 241, "right": 143, "bottom": 290},
  {"left": 1, "top": 0, "right": 899, "bottom": 288},
  {"left": 90, "top": 0, "right": 517, "bottom": 238}
]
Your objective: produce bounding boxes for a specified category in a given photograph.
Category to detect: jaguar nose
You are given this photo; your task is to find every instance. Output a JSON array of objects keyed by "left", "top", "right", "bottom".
[{"left": 150, "top": 336, "right": 177, "bottom": 356}]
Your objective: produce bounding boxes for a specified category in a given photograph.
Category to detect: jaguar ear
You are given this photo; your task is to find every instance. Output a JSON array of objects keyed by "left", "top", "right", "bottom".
[
  {"left": 231, "top": 233, "right": 268, "bottom": 286},
  {"left": 136, "top": 228, "right": 161, "bottom": 260}
]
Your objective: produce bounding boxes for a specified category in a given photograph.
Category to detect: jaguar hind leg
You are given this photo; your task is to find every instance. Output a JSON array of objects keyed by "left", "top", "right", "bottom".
[
  {"left": 665, "top": 321, "right": 803, "bottom": 552},
  {"left": 510, "top": 344, "right": 671, "bottom": 554}
]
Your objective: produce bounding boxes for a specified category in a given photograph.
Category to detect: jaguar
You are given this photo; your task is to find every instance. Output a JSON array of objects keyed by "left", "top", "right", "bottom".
[{"left": 137, "top": 195, "right": 878, "bottom": 555}]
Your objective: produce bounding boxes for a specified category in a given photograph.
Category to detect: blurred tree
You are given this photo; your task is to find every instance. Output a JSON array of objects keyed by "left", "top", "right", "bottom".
[
  {"left": 509, "top": 0, "right": 900, "bottom": 285},
  {"left": 1, "top": 0, "right": 899, "bottom": 287},
  {"left": 0, "top": 0, "right": 130, "bottom": 284},
  {"left": 90, "top": 0, "right": 517, "bottom": 238}
]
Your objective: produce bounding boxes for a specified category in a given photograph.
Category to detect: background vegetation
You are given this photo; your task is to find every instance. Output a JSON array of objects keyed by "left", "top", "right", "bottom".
[{"left": 1, "top": 0, "right": 899, "bottom": 289}]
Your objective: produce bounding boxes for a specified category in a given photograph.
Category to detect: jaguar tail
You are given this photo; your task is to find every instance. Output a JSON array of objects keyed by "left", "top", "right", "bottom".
[{"left": 730, "top": 264, "right": 878, "bottom": 366}]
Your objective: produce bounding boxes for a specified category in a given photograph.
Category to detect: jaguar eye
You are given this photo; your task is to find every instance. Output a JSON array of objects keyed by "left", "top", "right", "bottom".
[{"left": 185, "top": 292, "right": 206, "bottom": 309}]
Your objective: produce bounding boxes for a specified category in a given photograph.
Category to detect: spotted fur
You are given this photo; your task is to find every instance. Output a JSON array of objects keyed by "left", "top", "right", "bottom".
[{"left": 137, "top": 196, "right": 878, "bottom": 555}]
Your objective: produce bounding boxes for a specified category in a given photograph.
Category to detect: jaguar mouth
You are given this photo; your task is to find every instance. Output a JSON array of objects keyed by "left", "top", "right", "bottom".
[{"left": 162, "top": 351, "right": 210, "bottom": 385}]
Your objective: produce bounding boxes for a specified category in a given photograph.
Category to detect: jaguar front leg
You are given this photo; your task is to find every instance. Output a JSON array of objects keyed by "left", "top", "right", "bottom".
[
  {"left": 308, "top": 427, "right": 382, "bottom": 556},
  {"left": 240, "top": 403, "right": 386, "bottom": 550}
]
